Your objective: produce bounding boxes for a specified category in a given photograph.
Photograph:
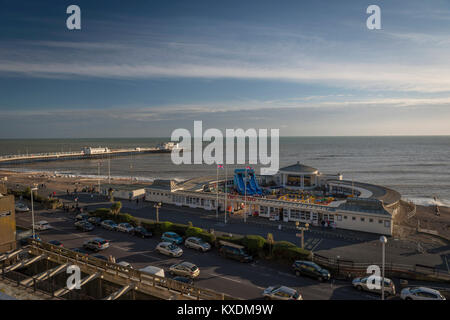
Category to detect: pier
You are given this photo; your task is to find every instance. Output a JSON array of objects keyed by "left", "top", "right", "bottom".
[{"left": 0, "top": 146, "right": 173, "bottom": 165}]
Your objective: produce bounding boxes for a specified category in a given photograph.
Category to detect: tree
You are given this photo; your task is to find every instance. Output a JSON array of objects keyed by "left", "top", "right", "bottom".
[{"left": 110, "top": 201, "right": 122, "bottom": 215}]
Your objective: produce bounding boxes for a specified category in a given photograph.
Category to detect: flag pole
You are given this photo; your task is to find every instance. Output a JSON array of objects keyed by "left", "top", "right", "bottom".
[
  {"left": 225, "top": 165, "right": 227, "bottom": 224},
  {"left": 216, "top": 164, "right": 219, "bottom": 219}
]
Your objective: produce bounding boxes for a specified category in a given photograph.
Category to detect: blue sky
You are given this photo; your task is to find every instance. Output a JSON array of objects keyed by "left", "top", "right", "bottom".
[{"left": 1, "top": 0, "right": 450, "bottom": 138}]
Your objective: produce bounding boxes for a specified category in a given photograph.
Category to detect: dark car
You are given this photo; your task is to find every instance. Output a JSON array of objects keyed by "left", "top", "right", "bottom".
[
  {"left": 173, "top": 276, "right": 194, "bottom": 285},
  {"left": 218, "top": 241, "right": 253, "bottom": 263},
  {"left": 292, "top": 261, "right": 331, "bottom": 281},
  {"left": 75, "top": 213, "right": 90, "bottom": 221},
  {"left": 88, "top": 216, "right": 102, "bottom": 226},
  {"left": 48, "top": 240, "right": 64, "bottom": 247},
  {"left": 92, "top": 254, "right": 108, "bottom": 261},
  {"left": 83, "top": 238, "right": 110, "bottom": 252},
  {"left": 72, "top": 248, "right": 90, "bottom": 256},
  {"left": 74, "top": 220, "right": 95, "bottom": 232},
  {"left": 133, "top": 226, "right": 152, "bottom": 238}
]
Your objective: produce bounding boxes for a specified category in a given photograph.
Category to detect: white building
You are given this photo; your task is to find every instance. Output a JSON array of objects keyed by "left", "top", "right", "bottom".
[{"left": 82, "top": 147, "right": 110, "bottom": 155}]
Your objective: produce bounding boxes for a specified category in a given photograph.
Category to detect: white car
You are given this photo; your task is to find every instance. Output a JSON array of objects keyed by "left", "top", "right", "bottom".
[
  {"left": 169, "top": 262, "right": 200, "bottom": 278},
  {"left": 117, "top": 261, "right": 133, "bottom": 269},
  {"left": 401, "top": 287, "right": 446, "bottom": 300},
  {"left": 184, "top": 237, "right": 211, "bottom": 252},
  {"left": 263, "top": 286, "right": 302, "bottom": 300},
  {"left": 156, "top": 242, "right": 183, "bottom": 257},
  {"left": 15, "top": 203, "right": 30, "bottom": 212},
  {"left": 116, "top": 223, "right": 134, "bottom": 233},
  {"left": 35, "top": 221, "right": 51, "bottom": 230}
]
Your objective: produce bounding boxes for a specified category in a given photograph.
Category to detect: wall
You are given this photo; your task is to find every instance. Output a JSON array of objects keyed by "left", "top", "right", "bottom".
[
  {"left": 334, "top": 210, "right": 392, "bottom": 235},
  {"left": 0, "top": 194, "right": 16, "bottom": 253}
]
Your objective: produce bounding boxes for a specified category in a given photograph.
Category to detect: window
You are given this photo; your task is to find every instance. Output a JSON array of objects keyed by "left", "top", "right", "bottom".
[
  {"left": 344, "top": 215, "right": 347, "bottom": 219},
  {"left": 337, "top": 215, "right": 342, "bottom": 221},
  {"left": 352, "top": 216, "right": 356, "bottom": 221},
  {"left": 384, "top": 220, "right": 391, "bottom": 228},
  {"left": 379, "top": 220, "right": 383, "bottom": 223},
  {"left": 361, "top": 217, "right": 365, "bottom": 222},
  {"left": 369, "top": 218, "right": 373, "bottom": 223}
]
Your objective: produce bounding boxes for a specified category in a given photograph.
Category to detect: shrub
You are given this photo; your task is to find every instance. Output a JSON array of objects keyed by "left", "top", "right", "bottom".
[
  {"left": 273, "top": 241, "right": 311, "bottom": 262},
  {"left": 241, "top": 235, "right": 266, "bottom": 256},
  {"left": 170, "top": 223, "right": 190, "bottom": 236},
  {"left": 198, "top": 231, "right": 216, "bottom": 244},
  {"left": 185, "top": 227, "right": 204, "bottom": 238}
]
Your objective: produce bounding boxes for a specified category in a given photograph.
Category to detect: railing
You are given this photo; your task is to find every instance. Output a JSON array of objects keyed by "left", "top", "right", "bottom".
[
  {"left": 27, "top": 240, "right": 236, "bottom": 300},
  {"left": 312, "top": 253, "right": 450, "bottom": 282}
]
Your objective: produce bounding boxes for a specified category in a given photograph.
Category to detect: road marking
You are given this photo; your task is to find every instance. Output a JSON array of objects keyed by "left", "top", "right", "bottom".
[
  {"left": 209, "top": 273, "right": 242, "bottom": 283},
  {"left": 311, "top": 238, "right": 323, "bottom": 251}
]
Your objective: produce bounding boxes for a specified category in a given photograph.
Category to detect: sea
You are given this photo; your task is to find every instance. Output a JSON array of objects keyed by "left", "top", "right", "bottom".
[{"left": 0, "top": 136, "right": 449, "bottom": 207}]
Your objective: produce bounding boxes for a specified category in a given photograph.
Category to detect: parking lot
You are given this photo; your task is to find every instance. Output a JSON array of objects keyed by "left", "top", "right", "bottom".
[{"left": 14, "top": 207, "right": 390, "bottom": 300}]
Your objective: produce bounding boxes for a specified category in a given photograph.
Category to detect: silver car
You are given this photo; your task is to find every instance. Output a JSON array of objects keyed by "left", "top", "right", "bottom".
[
  {"left": 184, "top": 237, "right": 211, "bottom": 252},
  {"left": 156, "top": 242, "right": 183, "bottom": 257},
  {"left": 352, "top": 276, "right": 396, "bottom": 296},
  {"left": 169, "top": 262, "right": 200, "bottom": 278},
  {"left": 116, "top": 223, "right": 134, "bottom": 233},
  {"left": 401, "top": 287, "right": 445, "bottom": 300},
  {"left": 263, "top": 286, "right": 302, "bottom": 300}
]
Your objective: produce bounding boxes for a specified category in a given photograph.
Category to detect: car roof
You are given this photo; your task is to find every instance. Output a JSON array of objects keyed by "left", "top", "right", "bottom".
[
  {"left": 187, "top": 237, "right": 201, "bottom": 241},
  {"left": 38, "top": 220, "right": 49, "bottom": 223},
  {"left": 179, "top": 261, "right": 196, "bottom": 268},
  {"left": 413, "top": 287, "right": 441, "bottom": 294},
  {"left": 278, "top": 286, "right": 297, "bottom": 295},
  {"left": 159, "top": 241, "right": 172, "bottom": 246},
  {"left": 92, "top": 237, "right": 106, "bottom": 241}
]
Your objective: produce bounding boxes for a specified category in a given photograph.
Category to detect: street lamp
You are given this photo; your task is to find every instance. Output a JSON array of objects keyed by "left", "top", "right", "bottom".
[
  {"left": 154, "top": 202, "right": 162, "bottom": 223},
  {"left": 380, "top": 235, "right": 387, "bottom": 300},
  {"left": 295, "top": 221, "right": 310, "bottom": 249},
  {"left": 30, "top": 186, "right": 38, "bottom": 238}
]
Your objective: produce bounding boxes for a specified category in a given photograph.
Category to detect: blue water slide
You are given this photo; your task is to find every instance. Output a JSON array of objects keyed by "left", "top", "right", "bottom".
[
  {"left": 249, "top": 173, "right": 263, "bottom": 195},
  {"left": 234, "top": 172, "right": 246, "bottom": 195}
]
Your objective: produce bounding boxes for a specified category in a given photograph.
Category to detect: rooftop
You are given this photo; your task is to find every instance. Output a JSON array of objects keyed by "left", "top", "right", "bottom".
[{"left": 279, "top": 162, "right": 318, "bottom": 174}]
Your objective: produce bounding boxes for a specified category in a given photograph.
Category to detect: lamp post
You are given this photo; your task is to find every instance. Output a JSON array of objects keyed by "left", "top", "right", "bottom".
[
  {"left": 380, "top": 235, "right": 387, "bottom": 300},
  {"left": 154, "top": 202, "right": 162, "bottom": 223},
  {"left": 295, "top": 221, "right": 309, "bottom": 249},
  {"left": 30, "top": 186, "right": 38, "bottom": 238},
  {"left": 244, "top": 168, "right": 247, "bottom": 223}
]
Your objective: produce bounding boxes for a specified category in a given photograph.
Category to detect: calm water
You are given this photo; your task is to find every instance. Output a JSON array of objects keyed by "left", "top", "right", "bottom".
[{"left": 0, "top": 137, "right": 449, "bottom": 206}]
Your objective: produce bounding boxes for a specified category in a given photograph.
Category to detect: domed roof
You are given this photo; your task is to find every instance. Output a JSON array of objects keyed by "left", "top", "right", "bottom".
[{"left": 279, "top": 162, "right": 318, "bottom": 174}]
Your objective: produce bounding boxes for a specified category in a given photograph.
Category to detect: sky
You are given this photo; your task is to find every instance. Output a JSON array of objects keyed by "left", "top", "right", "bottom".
[{"left": 1, "top": 0, "right": 450, "bottom": 138}]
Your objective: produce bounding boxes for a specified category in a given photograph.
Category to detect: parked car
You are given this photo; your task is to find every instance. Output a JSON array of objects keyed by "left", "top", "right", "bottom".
[
  {"left": 263, "top": 286, "right": 302, "bottom": 300},
  {"left": 401, "top": 287, "right": 446, "bottom": 300},
  {"left": 140, "top": 265, "right": 165, "bottom": 278},
  {"left": 72, "top": 248, "right": 90, "bottom": 256},
  {"left": 101, "top": 220, "right": 118, "bottom": 231},
  {"left": 169, "top": 262, "right": 200, "bottom": 279},
  {"left": 218, "top": 241, "right": 253, "bottom": 263},
  {"left": 83, "top": 238, "right": 110, "bottom": 252},
  {"left": 88, "top": 216, "right": 102, "bottom": 226},
  {"left": 292, "top": 260, "right": 330, "bottom": 281},
  {"left": 161, "top": 232, "right": 183, "bottom": 244},
  {"left": 156, "top": 242, "right": 183, "bottom": 257},
  {"left": 133, "top": 226, "right": 152, "bottom": 238},
  {"left": 352, "top": 276, "right": 396, "bottom": 296},
  {"left": 92, "top": 254, "right": 108, "bottom": 261},
  {"left": 117, "top": 261, "right": 133, "bottom": 269},
  {"left": 75, "top": 213, "right": 89, "bottom": 221},
  {"left": 74, "top": 220, "right": 95, "bottom": 231},
  {"left": 116, "top": 222, "right": 135, "bottom": 233},
  {"left": 184, "top": 237, "right": 211, "bottom": 252},
  {"left": 35, "top": 220, "right": 51, "bottom": 230},
  {"left": 48, "top": 240, "right": 63, "bottom": 247},
  {"left": 173, "top": 276, "right": 194, "bottom": 285},
  {"left": 15, "top": 202, "right": 30, "bottom": 212}
]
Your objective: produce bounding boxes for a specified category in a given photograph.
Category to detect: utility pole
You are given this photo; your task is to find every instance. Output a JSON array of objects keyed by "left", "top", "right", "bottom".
[
  {"left": 244, "top": 168, "right": 247, "bottom": 223},
  {"left": 97, "top": 161, "right": 101, "bottom": 193},
  {"left": 108, "top": 155, "right": 111, "bottom": 185},
  {"left": 216, "top": 164, "right": 219, "bottom": 219},
  {"left": 380, "top": 236, "right": 387, "bottom": 300}
]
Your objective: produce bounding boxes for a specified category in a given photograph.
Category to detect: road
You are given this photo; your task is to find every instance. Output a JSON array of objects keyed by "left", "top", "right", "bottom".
[{"left": 15, "top": 207, "right": 382, "bottom": 300}]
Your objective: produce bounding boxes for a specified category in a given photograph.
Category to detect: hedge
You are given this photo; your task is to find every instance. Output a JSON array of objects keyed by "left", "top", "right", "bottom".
[{"left": 9, "top": 188, "right": 61, "bottom": 209}]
